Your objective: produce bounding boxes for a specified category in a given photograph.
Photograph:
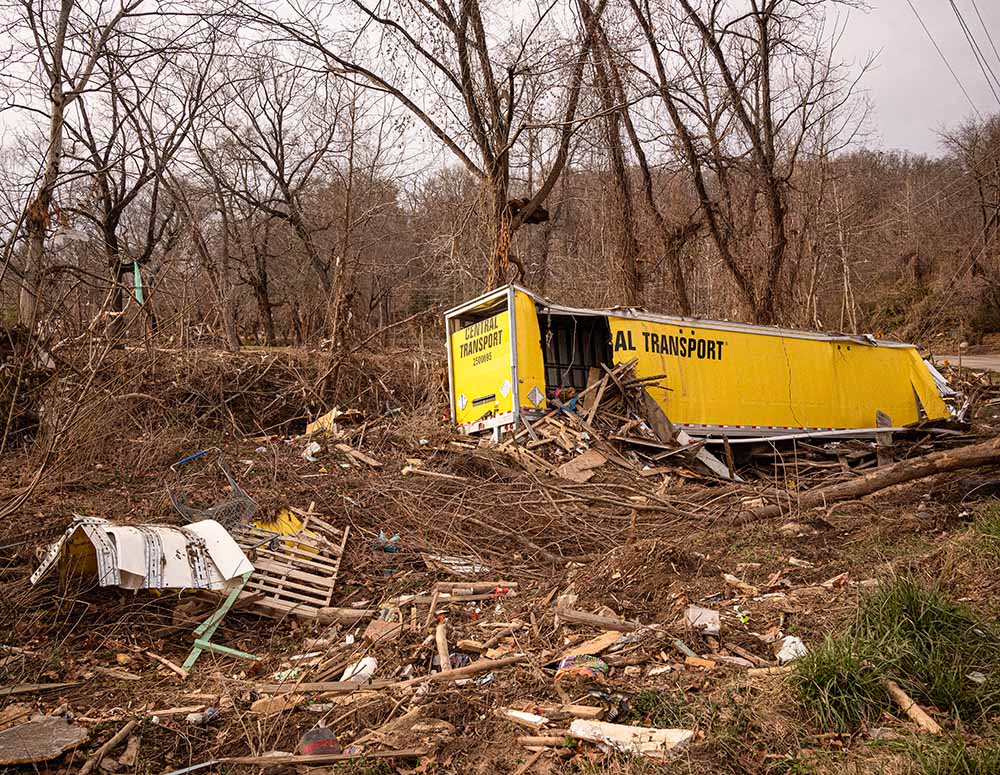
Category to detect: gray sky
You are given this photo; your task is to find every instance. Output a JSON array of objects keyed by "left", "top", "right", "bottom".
[{"left": 840, "top": 0, "right": 1000, "bottom": 155}]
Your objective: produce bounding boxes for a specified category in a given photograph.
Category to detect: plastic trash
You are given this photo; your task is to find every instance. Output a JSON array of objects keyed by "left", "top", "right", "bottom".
[
  {"left": 433, "top": 653, "right": 471, "bottom": 671},
  {"left": 554, "top": 654, "right": 609, "bottom": 682},
  {"left": 776, "top": 635, "right": 807, "bottom": 664},
  {"left": 298, "top": 727, "right": 341, "bottom": 756},
  {"left": 684, "top": 605, "right": 721, "bottom": 636},
  {"left": 374, "top": 530, "right": 401, "bottom": 552},
  {"left": 185, "top": 708, "right": 220, "bottom": 725},
  {"left": 341, "top": 657, "right": 377, "bottom": 682},
  {"left": 302, "top": 442, "right": 322, "bottom": 462}
]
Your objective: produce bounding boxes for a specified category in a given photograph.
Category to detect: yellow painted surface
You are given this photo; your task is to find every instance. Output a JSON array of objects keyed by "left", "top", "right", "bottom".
[
  {"left": 513, "top": 289, "right": 546, "bottom": 412},
  {"left": 607, "top": 318, "right": 948, "bottom": 429},
  {"left": 450, "top": 309, "right": 513, "bottom": 424},
  {"left": 253, "top": 507, "right": 320, "bottom": 553}
]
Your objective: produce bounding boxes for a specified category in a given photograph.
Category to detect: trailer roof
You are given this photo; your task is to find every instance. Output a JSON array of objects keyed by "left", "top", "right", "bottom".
[{"left": 445, "top": 284, "right": 917, "bottom": 349}]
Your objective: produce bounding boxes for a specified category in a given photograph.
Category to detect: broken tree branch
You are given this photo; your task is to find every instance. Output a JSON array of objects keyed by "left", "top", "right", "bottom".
[{"left": 748, "top": 434, "right": 1000, "bottom": 520}]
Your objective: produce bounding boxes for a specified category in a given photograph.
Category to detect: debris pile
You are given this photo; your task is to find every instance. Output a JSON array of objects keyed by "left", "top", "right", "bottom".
[{"left": 6, "top": 351, "right": 1000, "bottom": 773}]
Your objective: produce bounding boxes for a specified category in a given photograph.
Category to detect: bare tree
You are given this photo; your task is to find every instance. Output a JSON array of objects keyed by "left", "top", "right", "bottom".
[
  {"left": 6, "top": 0, "right": 146, "bottom": 328},
  {"left": 63, "top": 38, "right": 213, "bottom": 334},
  {"left": 236, "top": 0, "right": 609, "bottom": 288},
  {"left": 626, "top": 0, "right": 866, "bottom": 323}
]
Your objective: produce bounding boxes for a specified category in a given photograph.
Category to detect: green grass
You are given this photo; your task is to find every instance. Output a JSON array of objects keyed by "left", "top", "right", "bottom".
[
  {"left": 901, "top": 736, "right": 1000, "bottom": 775},
  {"left": 974, "top": 504, "right": 1000, "bottom": 562},
  {"left": 793, "top": 636, "right": 889, "bottom": 732},
  {"left": 795, "top": 577, "right": 1000, "bottom": 733}
]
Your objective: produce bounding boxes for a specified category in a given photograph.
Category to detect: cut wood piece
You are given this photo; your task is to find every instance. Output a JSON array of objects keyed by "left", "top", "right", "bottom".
[
  {"left": 568, "top": 719, "right": 694, "bottom": 760},
  {"left": 335, "top": 443, "right": 383, "bottom": 468},
  {"left": 749, "top": 434, "right": 1000, "bottom": 520},
  {"left": 684, "top": 656, "right": 717, "bottom": 670},
  {"left": 0, "top": 716, "right": 88, "bottom": 765},
  {"left": 223, "top": 748, "right": 426, "bottom": 766},
  {"left": 502, "top": 709, "right": 550, "bottom": 730},
  {"left": 746, "top": 665, "right": 794, "bottom": 677},
  {"left": 884, "top": 680, "right": 942, "bottom": 733},
  {"left": 250, "top": 694, "right": 305, "bottom": 717},
  {"left": 559, "top": 630, "right": 622, "bottom": 660},
  {"left": 517, "top": 735, "right": 572, "bottom": 748},
  {"left": 391, "top": 654, "right": 526, "bottom": 689},
  {"left": 435, "top": 621, "right": 451, "bottom": 671},
  {"left": 552, "top": 449, "right": 607, "bottom": 483},
  {"left": 516, "top": 703, "right": 603, "bottom": 720},
  {"left": 554, "top": 607, "right": 639, "bottom": 632},
  {"left": 364, "top": 618, "right": 403, "bottom": 644},
  {"left": 401, "top": 465, "right": 467, "bottom": 481}
]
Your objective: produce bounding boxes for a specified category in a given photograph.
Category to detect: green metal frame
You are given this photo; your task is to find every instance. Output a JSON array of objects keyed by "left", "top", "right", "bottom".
[{"left": 182, "top": 572, "right": 258, "bottom": 671}]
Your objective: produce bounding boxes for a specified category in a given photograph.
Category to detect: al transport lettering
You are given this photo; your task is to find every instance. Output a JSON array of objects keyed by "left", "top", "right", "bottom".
[
  {"left": 459, "top": 315, "right": 504, "bottom": 359},
  {"left": 614, "top": 328, "right": 726, "bottom": 361}
]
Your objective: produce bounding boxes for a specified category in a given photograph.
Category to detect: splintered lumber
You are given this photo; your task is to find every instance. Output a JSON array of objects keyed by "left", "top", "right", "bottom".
[
  {"left": 884, "top": 680, "right": 942, "bottom": 733},
  {"left": 637, "top": 388, "right": 741, "bottom": 482},
  {"left": 555, "top": 607, "right": 639, "bottom": 632},
  {"left": 78, "top": 718, "right": 138, "bottom": 775},
  {"left": 749, "top": 434, "right": 1000, "bottom": 520},
  {"left": 335, "top": 443, "right": 382, "bottom": 468}
]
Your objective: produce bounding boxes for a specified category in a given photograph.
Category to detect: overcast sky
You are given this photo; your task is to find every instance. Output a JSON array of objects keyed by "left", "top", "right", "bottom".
[{"left": 840, "top": 0, "right": 1000, "bottom": 155}]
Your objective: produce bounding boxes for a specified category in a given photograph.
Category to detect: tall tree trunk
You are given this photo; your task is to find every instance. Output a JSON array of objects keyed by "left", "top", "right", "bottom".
[
  {"left": 587, "top": 12, "right": 641, "bottom": 305},
  {"left": 20, "top": 95, "right": 66, "bottom": 329}
]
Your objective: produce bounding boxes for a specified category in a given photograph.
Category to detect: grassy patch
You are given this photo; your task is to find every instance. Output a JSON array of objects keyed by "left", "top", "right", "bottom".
[
  {"left": 793, "top": 636, "right": 889, "bottom": 732},
  {"left": 901, "top": 736, "right": 1000, "bottom": 775},
  {"left": 974, "top": 504, "right": 1000, "bottom": 562},
  {"left": 795, "top": 577, "right": 1000, "bottom": 733}
]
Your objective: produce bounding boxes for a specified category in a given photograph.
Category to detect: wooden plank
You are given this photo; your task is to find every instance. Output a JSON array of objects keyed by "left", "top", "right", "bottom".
[
  {"left": 585, "top": 374, "right": 610, "bottom": 425},
  {"left": 244, "top": 578, "right": 332, "bottom": 606},
  {"left": 244, "top": 570, "right": 334, "bottom": 600}
]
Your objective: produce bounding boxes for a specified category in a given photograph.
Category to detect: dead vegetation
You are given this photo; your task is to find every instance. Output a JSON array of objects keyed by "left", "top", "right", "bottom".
[{"left": 2, "top": 350, "right": 1000, "bottom": 774}]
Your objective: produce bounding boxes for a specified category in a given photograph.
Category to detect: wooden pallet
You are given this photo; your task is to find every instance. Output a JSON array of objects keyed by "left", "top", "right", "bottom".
[{"left": 232, "top": 510, "right": 349, "bottom": 620}]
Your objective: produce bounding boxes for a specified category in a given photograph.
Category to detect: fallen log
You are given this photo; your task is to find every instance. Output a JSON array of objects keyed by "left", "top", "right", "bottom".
[{"left": 748, "top": 434, "right": 1000, "bottom": 521}]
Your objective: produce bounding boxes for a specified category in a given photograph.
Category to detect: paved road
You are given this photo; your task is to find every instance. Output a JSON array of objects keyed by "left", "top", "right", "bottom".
[{"left": 933, "top": 354, "right": 1000, "bottom": 372}]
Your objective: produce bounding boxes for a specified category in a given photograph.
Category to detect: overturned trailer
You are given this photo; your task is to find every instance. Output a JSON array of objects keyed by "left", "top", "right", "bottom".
[{"left": 445, "top": 285, "right": 953, "bottom": 440}]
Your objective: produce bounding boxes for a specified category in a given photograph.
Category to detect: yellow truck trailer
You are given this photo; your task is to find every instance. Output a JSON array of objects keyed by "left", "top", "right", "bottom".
[{"left": 445, "top": 285, "right": 953, "bottom": 440}]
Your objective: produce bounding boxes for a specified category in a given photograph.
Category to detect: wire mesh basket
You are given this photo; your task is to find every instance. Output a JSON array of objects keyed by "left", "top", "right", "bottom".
[{"left": 167, "top": 448, "right": 258, "bottom": 530}]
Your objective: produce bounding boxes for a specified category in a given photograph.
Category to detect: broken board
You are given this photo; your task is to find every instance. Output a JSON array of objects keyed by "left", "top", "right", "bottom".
[{"left": 232, "top": 511, "right": 348, "bottom": 620}]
